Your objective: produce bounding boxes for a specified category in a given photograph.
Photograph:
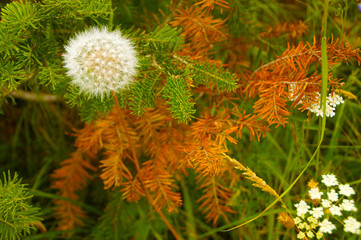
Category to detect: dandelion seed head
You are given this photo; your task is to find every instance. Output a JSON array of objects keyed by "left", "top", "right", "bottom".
[{"left": 63, "top": 27, "right": 138, "bottom": 99}]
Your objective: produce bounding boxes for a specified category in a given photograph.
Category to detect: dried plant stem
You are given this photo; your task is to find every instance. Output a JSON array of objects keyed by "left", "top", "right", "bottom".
[
  {"left": 223, "top": 154, "right": 294, "bottom": 231},
  {"left": 9, "top": 90, "right": 59, "bottom": 102},
  {"left": 111, "top": 90, "right": 182, "bottom": 240},
  {"left": 224, "top": 154, "right": 280, "bottom": 199}
]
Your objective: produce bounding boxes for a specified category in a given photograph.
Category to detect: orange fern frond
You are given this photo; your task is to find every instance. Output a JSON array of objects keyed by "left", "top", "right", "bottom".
[
  {"left": 95, "top": 108, "right": 140, "bottom": 190},
  {"left": 253, "top": 81, "right": 291, "bottom": 126},
  {"left": 100, "top": 148, "right": 133, "bottom": 189},
  {"left": 185, "top": 139, "right": 227, "bottom": 176},
  {"left": 197, "top": 175, "right": 236, "bottom": 225},
  {"left": 141, "top": 160, "right": 182, "bottom": 213},
  {"left": 72, "top": 122, "right": 103, "bottom": 156},
  {"left": 195, "top": 0, "right": 230, "bottom": 12},
  {"left": 227, "top": 110, "right": 269, "bottom": 141},
  {"left": 121, "top": 176, "right": 145, "bottom": 202},
  {"left": 221, "top": 37, "right": 250, "bottom": 71},
  {"left": 170, "top": 6, "right": 228, "bottom": 58},
  {"left": 259, "top": 20, "right": 308, "bottom": 40},
  {"left": 246, "top": 36, "right": 361, "bottom": 126},
  {"left": 133, "top": 106, "right": 172, "bottom": 156},
  {"left": 51, "top": 151, "right": 96, "bottom": 231}
]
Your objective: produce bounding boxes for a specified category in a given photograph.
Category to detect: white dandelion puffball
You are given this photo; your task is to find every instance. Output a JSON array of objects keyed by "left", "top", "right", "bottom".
[{"left": 63, "top": 27, "right": 138, "bottom": 99}]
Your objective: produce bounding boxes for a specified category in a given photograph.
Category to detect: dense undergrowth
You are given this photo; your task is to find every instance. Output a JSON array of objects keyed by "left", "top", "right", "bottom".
[{"left": 0, "top": 0, "right": 361, "bottom": 239}]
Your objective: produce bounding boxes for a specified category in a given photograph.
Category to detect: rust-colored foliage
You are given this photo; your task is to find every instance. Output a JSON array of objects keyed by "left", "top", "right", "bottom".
[
  {"left": 259, "top": 20, "right": 308, "bottom": 40},
  {"left": 195, "top": 0, "right": 230, "bottom": 12},
  {"left": 170, "top": 5, "right": 228, "bottom": 59},
  {"left": 246, "top": 36, "right": 361, "bottom": 126},
  {"left": 197, "top": 175, "right": 236, "bottom": 225},
  {"left": 51, "top": 122, "right": 102, "bottom": 230},
  {"left": 51, "top": 104, "right": 188, "bottom": 230},
  {"left": 183, "top": 110, "right": 268, "bottom": 223},
  {"left": 51, "top": 136, "right": 97, "bottom": 230},
  {"left": 221, "top": 37, "right": 251, "bottom": 71},
  {"left": 51, "top": 0, "right": 361, "bottom": 233}
]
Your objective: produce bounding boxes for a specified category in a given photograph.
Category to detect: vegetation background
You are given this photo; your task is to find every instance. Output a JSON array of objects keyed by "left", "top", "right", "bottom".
[{"left": 0, "top": 0, "right": 361, "bottom": 239}]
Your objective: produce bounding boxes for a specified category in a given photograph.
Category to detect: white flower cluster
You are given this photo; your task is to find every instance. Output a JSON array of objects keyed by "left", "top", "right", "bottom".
[
  {"left": 293, "top": 174, "right": 360, "bottom": 239},
  {"left": 289, "top": 84, "right": 344, "bottom": 118},
  {"left": 63, "top": 27, "right": 138, "bottom": 99},
  {"left": 307, "top": 93, "right": 344, "bottom": 117}
]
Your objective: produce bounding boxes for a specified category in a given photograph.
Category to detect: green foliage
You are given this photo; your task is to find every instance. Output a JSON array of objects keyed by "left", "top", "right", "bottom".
[
  {"left": 163, "top": 75, "right": 196, "bottom": 123},
  {"left": 146, "top": 25, "right": 184, "bottom": 53},
  {"left": 42, "top": 0, "right": 112, "bottom": 20},
  {"left": 0, "top": 1, "right": 42, "bottom": 32},
  {"left": 190, "top": 61, "right": 238, "bottom": 92},
  {"left": 128, "top": 65, "right": 160, "bottom": 116},
  {"left": 1, "top": 0, "right": 361, "bottom": 239},
  {"left": 0, "top": 61, "right": 26, "bottom": 92},
  {"left": 0, "top": 171, "right": 41, "bottom": 240}
]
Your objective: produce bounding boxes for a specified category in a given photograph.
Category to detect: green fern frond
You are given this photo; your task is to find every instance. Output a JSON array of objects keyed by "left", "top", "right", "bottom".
[
  {"left": 0, "top": 1, "right": 42, "bottom": 32},
  {"left": 162, "top": 75, "right": 195, "bottom": 123},
  {"left": 128, "top": 72, "right": 160, "bottom": 117},
  {"left": 0, "top": 171, "right": 42, "bottom": 240},
  {"left": 38, "top": 60, "right": 66, "bottom": 91},
  {"left": 144, "top": 25, "right": 184, "bottom": 53},
  {"left": 64, "top": 85, "right": 115, "bottom": 122},
  {"left": 42, "top": 0, "right": 111, "bottom": 20},
  {"left": 0, "top": 61, "right": 26, "bottom": 92},
  {"left": 191, "top": 62, "right": 238, "bottom": 92},
  {"left": 0, "top": 27, "right": 23, "bottom": 56}
]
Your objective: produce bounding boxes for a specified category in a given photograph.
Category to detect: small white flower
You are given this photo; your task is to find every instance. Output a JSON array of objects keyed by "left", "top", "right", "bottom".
[
  {"left": 307, "top": 216, "right": 318, "bottom": 224},
  {"left": 63, "top": 27, "right": 138, "bottom": 99},
  {"left": 309, "top": 187, "right": 323, "bottom": 200},
  {"left": 295, "top": 200, "right": 310, "bottom": 216},
  {"left": 319, "top": 219, "right": 336, "bottom": 234},
  {"left": 298, "top": 222, "right": 307, "bottom": 229},
  {"left": 316, "top": 231, "right": 323, "bottom": 239},
  {"left": 344, "top": 216, "right": 361, "bottom": 234},
  {"left": 310, "top": 207, "right": 324, "bottom": 219},
  {"left": 339, "top": 184, "right": 355, "bottom": 197},
  {"left": 329, "top": 205, "right": 342, "bottom": 216},
  {"left": 321, "top": 199, "right": 332, "bottom": 208},
  {"left": 306, "top": 230, "right": 314, "bottom": 238},
  {"left": 322, "top": 174, "right": 339, "bottom": 187},
  {"left": 297, "top": 231, "right": 306, "bottom": 239},
  {"left": 294, "top": 217, "right": 302, "bottom": 225},
  {"left": 340, "top": 199, "right": 357, "bottom": 212},
  {"left": 327, "top": 93, "right": 344, "bottom": 107},
  {"left": 327, "top": 189, "right": 339, "bottom": 202}
]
